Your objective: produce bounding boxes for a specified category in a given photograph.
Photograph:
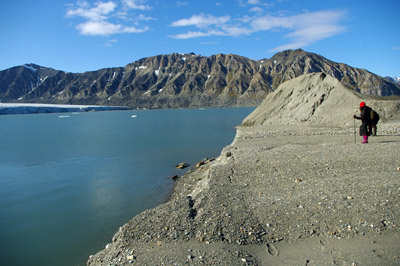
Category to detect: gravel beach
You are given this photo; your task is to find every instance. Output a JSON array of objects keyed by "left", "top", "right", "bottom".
[{"left": 87, "top": 121, "right": 400, "bottom": 266}]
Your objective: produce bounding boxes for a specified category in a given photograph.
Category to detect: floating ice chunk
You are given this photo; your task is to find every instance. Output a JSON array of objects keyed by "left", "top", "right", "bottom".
[
  {"left": 155, "top": 70, "right": 160, "bottom": 76},
  {"left": 58, "top": 115, "right": 70, "bottom": 118},
  {"left": 159, "top": 89, "right": 163, "bottom": 93},
  {"left": 131, "top": 115, "right": 137, "bottom": 118}
]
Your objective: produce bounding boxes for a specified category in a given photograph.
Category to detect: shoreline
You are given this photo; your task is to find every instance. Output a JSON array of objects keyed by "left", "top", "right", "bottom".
[{"left": 88, "top": 121, "right": 400, "bottom": 265}]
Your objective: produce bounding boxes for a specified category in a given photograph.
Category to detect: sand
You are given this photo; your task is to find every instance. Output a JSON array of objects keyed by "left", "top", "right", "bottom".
[{"left": 87, "top": 121, "right": 400, "bottom": 266}]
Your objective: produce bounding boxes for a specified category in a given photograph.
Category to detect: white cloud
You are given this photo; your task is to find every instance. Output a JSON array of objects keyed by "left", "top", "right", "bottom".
[
  {"left": 221, "top": 25, "right": 253, "bottom": 36},
  {"left": 122, "top": 0, "right": 152, "bottom": 10},
  {"left": 171, "top": 13, "right": 230, "bottom": 28},
  {"left": 247, "top": 0, "right": 260, "bottom": 4},
  {"left": 171, "top": 13, "right": 254, "bottom": 39},
  {"left": 171, "top": 30, "right": 225, "bottom": 39},
  {"left": 76, "top": 21, "right": 146, "bottom": 36},
  {"left": 176, "top": 1, "right": 188, "bottom": 6},
  {"left": 66, "top": 1, "right": 150, "bottom": 36},
  {"left": 66, "top": 1, "right": 117, "bottom": 21},
  {"left": 105, "top": 39, "right": 118, "bottom": 46},
  {"left": 172, "top": 31, "right": 212, "bottom": 39},
  {"left": 264, "top": 10, "right": 347, "bottom": 51},
  {"left": 249, "top": 7, "right": 263, "bottom": 13},
  {"left": 170, "top": 9, "right": 347, "bottom": 52},
  {"left": 77, "top": 21, "right": 120, "bottom": 36}
]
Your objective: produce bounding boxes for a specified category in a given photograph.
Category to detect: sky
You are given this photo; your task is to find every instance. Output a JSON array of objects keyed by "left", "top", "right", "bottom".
[{"left": 0, "top": 0, "right": 399, "bottom": 77}]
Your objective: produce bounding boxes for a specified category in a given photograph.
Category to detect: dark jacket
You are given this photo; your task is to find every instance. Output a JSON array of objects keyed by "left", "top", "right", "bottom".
[{"left": 355, "top": 106, "right": 371, "bottom": 136}]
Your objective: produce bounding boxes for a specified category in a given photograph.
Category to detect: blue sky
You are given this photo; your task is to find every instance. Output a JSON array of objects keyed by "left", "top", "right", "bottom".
[{"left": 0, "top": 0, "right": 399, "bottom": 77}]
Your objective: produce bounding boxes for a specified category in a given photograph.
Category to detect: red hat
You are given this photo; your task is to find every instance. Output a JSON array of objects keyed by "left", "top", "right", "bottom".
[{"left": 360, "top": 102, "right": 366, "bottom": 107}]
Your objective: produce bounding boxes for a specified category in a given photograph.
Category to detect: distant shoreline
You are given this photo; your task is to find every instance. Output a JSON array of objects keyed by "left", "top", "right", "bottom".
[{"left": 0, "top": 103, "right": 131, "bottom": 115}]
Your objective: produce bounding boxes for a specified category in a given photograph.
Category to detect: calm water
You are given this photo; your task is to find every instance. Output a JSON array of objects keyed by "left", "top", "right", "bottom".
[{"left": 0, "top": 107, "right": 254, "bottom": 266}]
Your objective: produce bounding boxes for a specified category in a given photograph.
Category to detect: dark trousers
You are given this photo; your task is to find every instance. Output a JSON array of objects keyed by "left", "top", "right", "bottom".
[{"left": 368, "top": 120, "right": 378, "bottom": 136}]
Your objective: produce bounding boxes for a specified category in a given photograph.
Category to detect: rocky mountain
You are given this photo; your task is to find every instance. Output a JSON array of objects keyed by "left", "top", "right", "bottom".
[
  {"left": 242, "top": 72, "right": 400, "bottom": 127},
  {"left": 1, "top": 49, "right": 399, "bottom": 109},
  {"left": 386, "top": 76, "right": 400, "bottom": 84}
]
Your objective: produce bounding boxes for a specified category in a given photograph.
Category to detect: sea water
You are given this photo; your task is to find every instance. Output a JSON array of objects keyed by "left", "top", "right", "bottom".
[{"left": 0, "top": 107, "right": 254, "bottom": 266}]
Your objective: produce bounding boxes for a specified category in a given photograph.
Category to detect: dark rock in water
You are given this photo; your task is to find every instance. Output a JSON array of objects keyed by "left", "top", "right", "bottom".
[
  {"left": 176, "top": 162, "right": 189, "bottom": 169},
  {"left": 170, "top": 175, "right": 179, "bottom": 180}
]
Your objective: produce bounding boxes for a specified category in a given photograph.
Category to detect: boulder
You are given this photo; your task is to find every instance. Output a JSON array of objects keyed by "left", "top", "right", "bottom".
[{"left": 176, "top": 162, "right": 189, "bottom": 169}]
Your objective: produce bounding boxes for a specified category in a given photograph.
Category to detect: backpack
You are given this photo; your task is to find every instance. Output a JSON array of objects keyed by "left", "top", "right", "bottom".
[{"left": 370, "top": 109, "right": 380, "bottom": 121}]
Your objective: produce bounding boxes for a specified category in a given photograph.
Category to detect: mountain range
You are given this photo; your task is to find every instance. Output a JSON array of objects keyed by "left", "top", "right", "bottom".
[{"left": 1, "top": 49, "right": 399, "bottom": 109}]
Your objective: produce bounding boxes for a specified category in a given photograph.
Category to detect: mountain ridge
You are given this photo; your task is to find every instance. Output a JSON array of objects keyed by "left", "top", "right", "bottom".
[{"left": 1, "top": 49, "right": 399, "bottom": 109}]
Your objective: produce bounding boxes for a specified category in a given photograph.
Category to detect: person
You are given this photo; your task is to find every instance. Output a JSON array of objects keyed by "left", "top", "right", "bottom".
[
  {"left": 353, "top": 102, "right": 371, "bottom": 143},
  {"left": 369, "top": 108, "right": 380, "bottom": 136}
]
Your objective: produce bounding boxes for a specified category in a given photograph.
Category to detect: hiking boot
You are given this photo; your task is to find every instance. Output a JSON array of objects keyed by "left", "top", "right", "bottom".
[{"left": 361, "top": 135, "right": 368, "bottom": 144}]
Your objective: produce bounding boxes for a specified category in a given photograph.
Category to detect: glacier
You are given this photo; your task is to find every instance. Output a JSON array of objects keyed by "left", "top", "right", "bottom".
[{"left": 0, "top": 103, "right": 131, "bottom": 115}]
